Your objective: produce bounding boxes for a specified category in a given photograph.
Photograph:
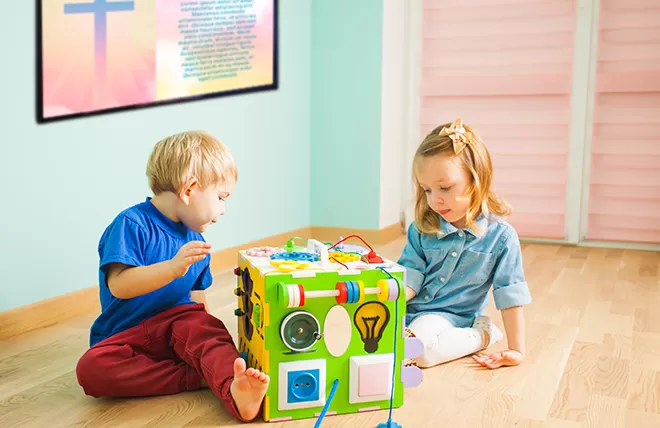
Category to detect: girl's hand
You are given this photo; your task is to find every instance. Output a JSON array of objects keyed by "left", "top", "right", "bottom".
[
  {"left": 472, "top": 349, "right": 523, "bottom": 369},
  {"left": 405, "top": 286, "right": 417, "bottom": 301}
]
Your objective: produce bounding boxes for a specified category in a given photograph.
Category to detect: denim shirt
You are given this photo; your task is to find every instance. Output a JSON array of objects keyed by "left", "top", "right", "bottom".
[{"left": 398, "top": 213, "right": 532, "bottom": 328}]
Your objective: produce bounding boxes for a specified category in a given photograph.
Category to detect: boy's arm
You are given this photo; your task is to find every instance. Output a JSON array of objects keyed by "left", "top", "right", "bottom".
[
  {"left": 107, "top": 241, "right": 212, "bottom": 299},
  {"left": 106, "top": 261, "right": 177, "bottom": 299},
  {"left": 189, "top": 262, "right": 213, "bottom": 310},
  {"left": 190, "top": 290, "right": 208, "bottom": 310}
]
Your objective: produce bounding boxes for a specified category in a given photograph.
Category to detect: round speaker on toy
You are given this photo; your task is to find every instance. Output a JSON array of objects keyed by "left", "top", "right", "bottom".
[{"left": 280, "top": 311, "right": 321, "bottom": 352}]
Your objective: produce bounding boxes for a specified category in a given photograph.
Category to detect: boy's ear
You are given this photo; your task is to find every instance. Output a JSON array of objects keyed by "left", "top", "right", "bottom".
[{"left": 179, "top": 178, "right": 199, "bottom": 205}]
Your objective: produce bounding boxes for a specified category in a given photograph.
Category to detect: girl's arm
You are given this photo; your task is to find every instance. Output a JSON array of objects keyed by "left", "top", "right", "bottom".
[
  {"left": 398, "top": 223, "right": 428, "bottom": 300},
  {"left": 473, "top": 229, "right": 530, "bottom": 369},
  {"left": 472, "top": 306, "right": 525, "bottom": 369},
  {"left": 502, "top": 305, "right": 525, "bottom": 355}
]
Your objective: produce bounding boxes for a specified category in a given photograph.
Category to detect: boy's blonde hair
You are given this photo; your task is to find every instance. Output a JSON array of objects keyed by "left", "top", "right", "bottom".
[
  {"left": 412, "top": 119, "right": 510, "bottom": 235},
  {"left": 146, "top": 130, "right": 237, "bottom": 194}
]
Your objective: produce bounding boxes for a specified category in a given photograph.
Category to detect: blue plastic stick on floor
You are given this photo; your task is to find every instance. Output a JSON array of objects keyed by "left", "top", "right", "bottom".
[{"left": 314, "top": 379, "right": 339, "bottom": 428}]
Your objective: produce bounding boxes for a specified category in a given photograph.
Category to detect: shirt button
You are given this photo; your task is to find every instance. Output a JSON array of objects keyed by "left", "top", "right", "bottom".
[
  {"left": 425, "top": 296, "right": 430, "bottom": 301},
  {"left": 440, "top": 277, "right": 446, "bottom": 282},
  {"left": 452, "top": 251, "right": 458, "bottom": 257},
  {"left": 458, "top": 231, "right": 464, "bottom": 237}
]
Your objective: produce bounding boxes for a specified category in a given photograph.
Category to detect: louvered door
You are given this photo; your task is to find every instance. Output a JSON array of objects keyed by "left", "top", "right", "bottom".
[
  {"left": 418, "top": 0, "right": 575, "bottom": 239},
  {"left": 585, "top": 0, "right": 660, "bottom": 244}
]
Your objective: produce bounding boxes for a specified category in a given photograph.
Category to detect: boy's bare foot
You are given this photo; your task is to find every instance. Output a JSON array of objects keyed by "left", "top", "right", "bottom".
[{"left": 229, "top": 357, "right": 269, "bottom": 421}]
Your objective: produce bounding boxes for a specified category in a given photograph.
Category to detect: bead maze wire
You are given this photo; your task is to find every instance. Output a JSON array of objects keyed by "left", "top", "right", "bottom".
[
  {"left": 329, "top": 257, "right": 350, "bottom": 270},
  {"left": 287, "top": 236, "right": 335, "bottom": 248},
  {"left": 311, "top": 266, "right": 402, "bottom": 427},
  {"left": 328, "top": 234, "right": 374, "bottom": 252},
  {"left": 376, "top": 266, "right": 401, "bottom": 428}
]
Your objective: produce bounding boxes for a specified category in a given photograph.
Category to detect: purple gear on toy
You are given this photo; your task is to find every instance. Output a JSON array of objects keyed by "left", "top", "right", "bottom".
[
  {"left": 405, "top": 336, "right": 424, "bottom": 359},
  {"left": 401, "top": 363, "right": 423, "bottom": 388}
]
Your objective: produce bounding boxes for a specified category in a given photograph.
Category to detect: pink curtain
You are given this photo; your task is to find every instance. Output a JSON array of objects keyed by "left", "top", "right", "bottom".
[
  {"left": 419, "top": 0, "right": 575, "bottom": 239},
  {"left": 586, "top": 0, "right": 660, "bottom": 244}
]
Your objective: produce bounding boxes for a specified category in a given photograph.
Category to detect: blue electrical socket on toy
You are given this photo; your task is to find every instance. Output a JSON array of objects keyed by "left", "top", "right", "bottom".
[{"left": 288, "top": 369, "right": 320, "bottom": 404}]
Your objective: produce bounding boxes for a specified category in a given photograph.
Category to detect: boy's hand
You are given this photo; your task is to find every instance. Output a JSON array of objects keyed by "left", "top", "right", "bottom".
[
  {"left": 472, "top": 349, "right": 523, "bottom": 369},
  {"left": 169, "top": 241, "right": 212, "bottom": 278}
]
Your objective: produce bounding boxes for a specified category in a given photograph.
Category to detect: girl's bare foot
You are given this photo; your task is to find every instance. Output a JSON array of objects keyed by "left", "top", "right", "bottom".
[
  {"left": 472, "top": 316, "right": 503, "bottom": 349},
  {"left": 229, "top": 357, "right": 270, "bottom": 421}
]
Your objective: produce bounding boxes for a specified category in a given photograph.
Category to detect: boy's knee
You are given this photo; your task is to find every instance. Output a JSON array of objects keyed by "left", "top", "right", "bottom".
[{"left": 76, "top": 349, "right": 107, "bottom": 397}]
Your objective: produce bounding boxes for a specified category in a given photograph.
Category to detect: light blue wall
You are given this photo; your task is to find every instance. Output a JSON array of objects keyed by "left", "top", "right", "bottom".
[
  {"left": 310, "top": 1, "right": 384, "bottom": 229},
  {"left": 0, "top": 1, "right": 311, "bottom": 312}
]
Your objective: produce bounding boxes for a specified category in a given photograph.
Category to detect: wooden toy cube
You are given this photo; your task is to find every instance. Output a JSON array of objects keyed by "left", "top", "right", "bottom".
[{"left": 233, "top": 239, "right": 423, "bottom": 423}]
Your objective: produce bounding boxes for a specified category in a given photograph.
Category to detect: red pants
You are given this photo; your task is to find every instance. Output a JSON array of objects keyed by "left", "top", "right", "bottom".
[{"left": 76, "top": 303, "right": 255, "bottom": 422}]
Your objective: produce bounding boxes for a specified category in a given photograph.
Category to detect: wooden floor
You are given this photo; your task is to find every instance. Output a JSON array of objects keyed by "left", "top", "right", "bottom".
[{"left": 1, "top": 239, "right": 659, "bottom": 427}]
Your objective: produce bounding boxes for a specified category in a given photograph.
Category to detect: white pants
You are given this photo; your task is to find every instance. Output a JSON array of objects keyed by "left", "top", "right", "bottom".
[{"left": 408, "top": 314, "right": 500, "bottom": 368}]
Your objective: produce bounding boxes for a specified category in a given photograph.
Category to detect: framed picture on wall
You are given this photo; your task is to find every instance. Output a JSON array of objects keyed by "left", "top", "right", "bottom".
[{"left": 35, "top": 0, "right": 278, "bottom": 123}]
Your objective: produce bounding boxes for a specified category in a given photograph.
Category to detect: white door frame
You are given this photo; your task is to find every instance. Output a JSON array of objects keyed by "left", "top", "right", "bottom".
[
  {"left": 568, "top": 0, "right": 658, "bottom": 252},
  {"left": 400, "top": 0, "right": 423, "bottom": 233},
  {"left": 566, "top": 0, "right": 601, "bottom": 245},
  {"left": 400, "top": 0, "right": 660, "bottom": 252}
]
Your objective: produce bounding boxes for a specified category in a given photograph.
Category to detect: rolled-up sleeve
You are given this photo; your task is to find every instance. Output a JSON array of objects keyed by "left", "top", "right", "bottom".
[
  {"left": 396, "top": 223, "right": 427, "bottom": 294},
  {"left": 491, "top": 229, "right": 532, "bottom": 310}
]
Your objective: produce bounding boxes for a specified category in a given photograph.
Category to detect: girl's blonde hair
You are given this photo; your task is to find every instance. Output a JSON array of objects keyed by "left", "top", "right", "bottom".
[
  {"left": 147, "top": 130, "right": 238, "bottom": 195},
  {"left": 412, "top": 119, "right": 511, "bottom": 235}
]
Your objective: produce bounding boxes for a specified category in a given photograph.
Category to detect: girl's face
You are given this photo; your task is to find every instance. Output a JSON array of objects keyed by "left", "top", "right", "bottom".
[{"left": 416, "top": 153, "right": 472, "bottom": 229}]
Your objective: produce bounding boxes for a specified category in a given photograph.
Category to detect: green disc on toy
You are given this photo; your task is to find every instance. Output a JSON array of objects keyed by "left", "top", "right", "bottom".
[
  {"left": 277, "top": 282, "right": 289, "bottom": 307},
  {"left": 280, "top": 311, "right": 321, "bottom": 352},
  {"left": 253, "top": 304, "right": 262, "bottom": 327}
]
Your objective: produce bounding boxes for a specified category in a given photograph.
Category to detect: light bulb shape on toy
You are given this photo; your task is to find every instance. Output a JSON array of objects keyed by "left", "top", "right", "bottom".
[{"left": 353, "top": 301, "right": 390, "bottom": 353}]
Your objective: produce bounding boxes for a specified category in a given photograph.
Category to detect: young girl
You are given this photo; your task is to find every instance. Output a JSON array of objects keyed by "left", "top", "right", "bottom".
[{"left": 399, "top": 118, "right": 532, "bottom": 370}]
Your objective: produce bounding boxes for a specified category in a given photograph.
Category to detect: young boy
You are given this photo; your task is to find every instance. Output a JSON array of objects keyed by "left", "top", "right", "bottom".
[{"left": 76, "top": 131, "right": 269, "bottom": 422}]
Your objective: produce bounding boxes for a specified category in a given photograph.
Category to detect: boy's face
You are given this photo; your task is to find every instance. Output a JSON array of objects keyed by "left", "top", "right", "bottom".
[
  {"left": 177, "top": 178, "right": 235, "bottom": 233},
  {"left": 416, "top": 153, "right": 471, "bottom": 229}
]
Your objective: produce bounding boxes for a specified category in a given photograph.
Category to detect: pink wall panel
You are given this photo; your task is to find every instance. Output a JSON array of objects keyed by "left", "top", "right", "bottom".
[
  {"left": 419, "top": 0, "right": 575, "bottom": 239},
  {"left": 587, "top": 0, "right": 660, "bottom": 243}
]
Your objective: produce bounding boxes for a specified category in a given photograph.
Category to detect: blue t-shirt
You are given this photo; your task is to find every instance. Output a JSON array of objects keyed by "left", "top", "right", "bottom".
[{"left": 89, "top": 197, "right": 213, "bottom": 347}]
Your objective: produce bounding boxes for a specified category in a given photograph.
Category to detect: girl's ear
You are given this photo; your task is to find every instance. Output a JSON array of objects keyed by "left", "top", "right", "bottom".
[{"left": 179, "top": 178, "right": 199, "bottom": 205}]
